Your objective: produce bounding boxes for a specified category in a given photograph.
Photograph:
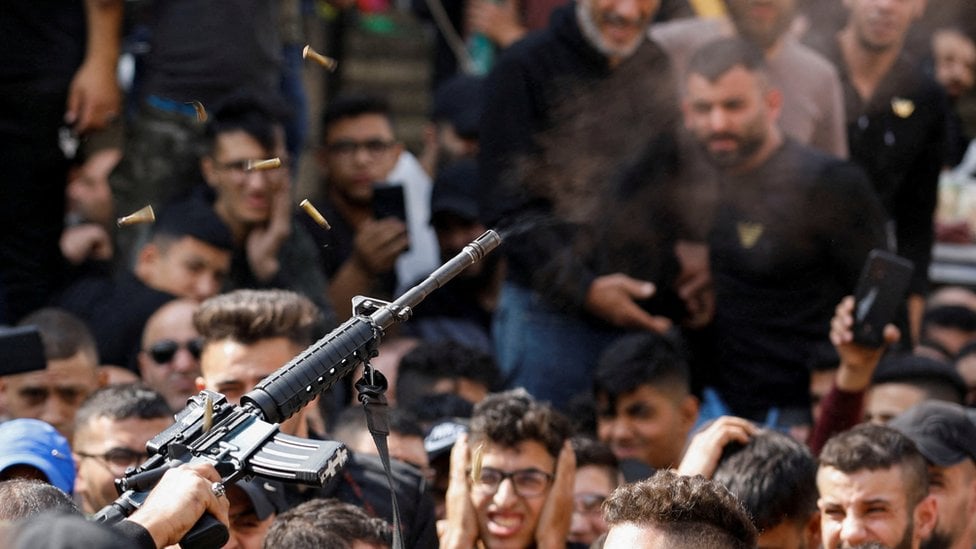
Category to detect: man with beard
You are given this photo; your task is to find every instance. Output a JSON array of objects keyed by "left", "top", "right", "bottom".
[
  {"left": 652, "top": 0, "right": 848, "bottom": 157},
  {"left": 809, "top": 0, "right": 946, "bottom": 345},
  {"left": 683, "top": 37, "right": 888, "bottom": 429},
  {"left": 890, "top": 401, "right": 976, "bottom": 549},
  {"left": 478, "top": 0, "right": 691, "bottom": 408},
  {"left": 817, "top": 423, "right": 938, "bottom": 549}
]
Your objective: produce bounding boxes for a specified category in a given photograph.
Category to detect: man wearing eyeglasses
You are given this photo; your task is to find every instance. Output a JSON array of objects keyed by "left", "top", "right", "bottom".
[
  {"left": 71, "top": 383, "right": 173, "bottom": 515},
  {"left": 568, "top": 436, "right": 621, "bottom": 546},
  {"left": 310, "top": 93, "right": 438, "bottom": 321},
  {"left": 198, "top": 93, "right": 335, "bottom": 322},
  {"left": 440, "top": 389, "right": 576, "bottom": 549},
  {"left": 137, "top": 299, "right": 203, "bottom": 412}
]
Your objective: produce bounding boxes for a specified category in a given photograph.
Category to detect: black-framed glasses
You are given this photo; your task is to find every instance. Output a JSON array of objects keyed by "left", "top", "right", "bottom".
[
  {"left": 76, "top": 447, "right": 147, "bottom": 475},
  {"left": 573, "top": 493, "right": 607, "bottom": 516},
  {"left": 145, "top": 337, "right": 204, "bottom": 365},
  {"left": 471, "top": 466, "right": 553, "bottom": 498},
  {"left": 325, "top": 139, "right": 396, "bottom": 156}
]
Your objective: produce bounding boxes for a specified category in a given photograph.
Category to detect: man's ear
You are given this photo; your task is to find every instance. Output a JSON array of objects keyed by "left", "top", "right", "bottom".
[
  {"left": 804, "top": 509, "right": 822, "bottom": 549},
  {"left": 200, "top": 155, "right": 218, "bottom": 187},
  {"left": 134, "top": 242, "right": 159, "bottom": 282},
  {"left": 680, "top": 394, "right": 701, "bottom": 433},
  {"left": 912, "top": 494, "right": 939, "bottom": 542}
]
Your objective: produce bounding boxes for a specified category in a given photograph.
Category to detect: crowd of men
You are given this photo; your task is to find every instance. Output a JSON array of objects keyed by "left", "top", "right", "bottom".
[{"left": 2, "top": 0, "right": 976, "bottom": 547}]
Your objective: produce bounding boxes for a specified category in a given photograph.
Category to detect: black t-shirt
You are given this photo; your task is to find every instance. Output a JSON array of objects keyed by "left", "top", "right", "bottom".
[
  {"left": 0, "top": 1, "right": 85, "bottom": 85},
  {"left": 708, "top": 139, "right": 888, "bottom": 418},
  {"left": 813, "top": 37, "right": 948, "bottom": 296},
  {"left": 139, "top": 0, "right": 281, "bottom": 106}
]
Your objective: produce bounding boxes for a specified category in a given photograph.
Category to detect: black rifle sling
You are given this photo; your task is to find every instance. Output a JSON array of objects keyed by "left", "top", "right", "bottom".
[{"left": 356, "top": 364, "right": 404, "bottom": 549}]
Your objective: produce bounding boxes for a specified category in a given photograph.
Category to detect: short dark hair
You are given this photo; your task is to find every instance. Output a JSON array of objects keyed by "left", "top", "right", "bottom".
[
  {"left": 687, "top": 36, "right": 767, "bottom": 83},
  {"left": 74, "top": 383, "right": 172, "bottom": 431},
  {"left": 594, "top": 332, "right": 690, "bottom": 401},
  {"left": 17, "top": 308, "right": 97, "bottom": 364},
  {"left": 263, "top": 497, "right": 392, "bottom": 548},
  {"left": 713, "top": 429, "right": 817, "bottom": 532},
  {"left": 572, "top": 436, "right": 620, "bottom": 487},
  {"left": 469, "top": 389, "right": 572, "bottom": 459},
  {"left": 204, "top": 92, "right": 288, "bottom": 154},
  {"left": 0, "top": 479, "right": 80, "bottom": 520},
  {"left": 396, "top": 340, "right": 500, "bottom": 410},
  {"left": 818, "top": 423, "right": 929, "bottom": 507},
  {"left": 603, "top": 470, "right": 758, "bottom": 549},
  {"left": 321, "top": 93, "right": 394, "bottom": 141},
  {"left": 194, "top": 289, "right": 324, "bottom": 348}
]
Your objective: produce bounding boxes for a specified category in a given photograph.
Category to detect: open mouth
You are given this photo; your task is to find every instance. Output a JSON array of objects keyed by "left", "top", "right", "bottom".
[{"left": 487, "top": 512, "right": 526, "bottom": 538}]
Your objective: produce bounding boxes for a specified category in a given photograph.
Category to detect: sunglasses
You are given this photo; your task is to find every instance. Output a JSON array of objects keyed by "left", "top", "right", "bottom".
[{"left": 145, "top": 337, "right": 205, "bottom": 364}]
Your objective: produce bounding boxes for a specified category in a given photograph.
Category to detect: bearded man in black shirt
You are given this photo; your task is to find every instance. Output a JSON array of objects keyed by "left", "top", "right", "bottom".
[{"left": 684, "top": 37, "right": 889, "bottom": 430}]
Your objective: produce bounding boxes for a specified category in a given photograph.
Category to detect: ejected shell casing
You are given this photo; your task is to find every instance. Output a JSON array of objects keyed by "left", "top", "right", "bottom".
[
  {"left": 116, "top": 205, "right": 155, "bottom": 227},
  {"left": 299, "top": 199, "right": 332, "bottom": 229},
  {"left": 303, "top": 45, "right": 338, "bottom": 71},
  {"left": 245, "top": 158, "right": 282, "bottom": 171}
]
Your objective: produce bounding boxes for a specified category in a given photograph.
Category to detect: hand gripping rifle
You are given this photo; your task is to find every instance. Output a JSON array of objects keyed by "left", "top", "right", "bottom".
[{"left": 93, "top": 230, "right": 502, "bottom": 548}]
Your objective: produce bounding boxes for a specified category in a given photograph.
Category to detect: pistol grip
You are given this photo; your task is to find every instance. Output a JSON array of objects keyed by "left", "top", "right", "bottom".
[{"left": 179, "top": 512, "right": 228, "bottom": 549}]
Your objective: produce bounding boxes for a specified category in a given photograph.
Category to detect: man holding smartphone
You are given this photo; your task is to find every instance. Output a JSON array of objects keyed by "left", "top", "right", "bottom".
[
  {"left": 310, "top": 94, "right": 436, "bottom": 320},
  {"left": 683, "top": 37, "right": 889, "bottom": 432}
]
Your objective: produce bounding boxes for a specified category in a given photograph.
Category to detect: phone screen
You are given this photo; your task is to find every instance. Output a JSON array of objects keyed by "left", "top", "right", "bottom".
[{"left": 852, "top": 250, "right": 914, "bottom": 347}]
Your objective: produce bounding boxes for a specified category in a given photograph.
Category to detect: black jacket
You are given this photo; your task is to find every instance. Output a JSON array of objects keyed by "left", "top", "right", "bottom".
[{"left": 478, "top": 2, "right": 687, "bottom": 319}]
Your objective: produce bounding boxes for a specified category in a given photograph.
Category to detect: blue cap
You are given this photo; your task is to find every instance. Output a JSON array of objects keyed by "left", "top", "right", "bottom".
[{"left": 0, "top": 419, "right": 75, "bottom": 494}]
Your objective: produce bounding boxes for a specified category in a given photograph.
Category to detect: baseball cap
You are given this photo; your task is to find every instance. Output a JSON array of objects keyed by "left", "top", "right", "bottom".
[
  {"left": 230, "top": 477, "right": 287, "bottom": 520},
  {"left": 424, "top": 418, "right": 469, "bottom": 461},
  {"left": 871, "top": 354, "right": 967, "bottom": 402},
  {"left": 0, "top": 326, "right": 47, "bottom": 377},
  {"left": 153, "top": 197, "right": 234, "bottom": 252},
  {"left": 431, "top": 75, "right": 484, "bottom": 139},
  {"left": 430, "top": 159, "right": 480, "bottom": 225},
  {"left": 0, "top": 418, "right": 75, "bottom": 494},
  {"left": 889, "top": 400, "right": 976, "bottom": 467}
]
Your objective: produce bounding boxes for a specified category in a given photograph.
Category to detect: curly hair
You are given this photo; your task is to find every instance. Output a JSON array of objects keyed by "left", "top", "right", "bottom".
[
  {"left": 604, "top": 470, "right": 757, "bottom": 549},
  {"left": 468, "top": 389, "right": 572, "bottom": 458}
]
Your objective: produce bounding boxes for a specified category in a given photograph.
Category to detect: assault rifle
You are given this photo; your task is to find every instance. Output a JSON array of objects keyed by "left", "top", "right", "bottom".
[{"left": 93, "top": 230, "right": 502, "bottom": 548}]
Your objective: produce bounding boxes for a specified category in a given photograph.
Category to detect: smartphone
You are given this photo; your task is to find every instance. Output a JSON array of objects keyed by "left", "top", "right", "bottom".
[
  {"left": 852, "top": 249, "right": 914, "bottom": 348},
  {"left": 372, "top": 183, "right": 407, "bottom": 223}
]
